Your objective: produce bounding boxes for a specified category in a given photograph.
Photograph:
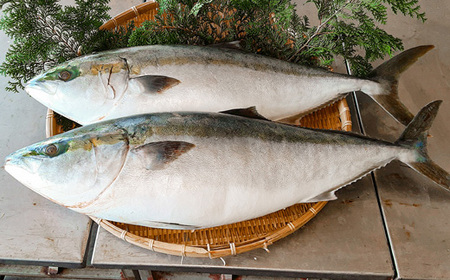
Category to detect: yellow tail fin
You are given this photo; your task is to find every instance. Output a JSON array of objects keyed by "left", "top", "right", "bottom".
[
  {"left": 369, "top": 45, "right": 435, "bottom": 126},
  {"left": 395, "top": 100, "right": 449, "bottom": 191}
]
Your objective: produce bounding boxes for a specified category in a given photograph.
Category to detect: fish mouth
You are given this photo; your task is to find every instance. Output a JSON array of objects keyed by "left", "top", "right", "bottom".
[
  {"left": 2, "top": 157, "right": 12, "bottom": 170},
  {"left": 4, "top": 154, "right": 14, "bottom": 166}
]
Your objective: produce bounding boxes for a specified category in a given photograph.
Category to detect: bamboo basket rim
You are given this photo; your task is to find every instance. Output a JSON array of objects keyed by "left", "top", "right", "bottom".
[
  {"left": 45, "top": 2, "right": 354, "bottom": 258},
  {"left": 89, "top": 201, "right": 328, "bottom": 259},
  {"left": 99, "top": 1, "right": 158, "bottom": 31}
]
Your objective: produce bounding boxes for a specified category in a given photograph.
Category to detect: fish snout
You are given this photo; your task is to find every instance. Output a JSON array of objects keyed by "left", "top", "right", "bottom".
[
  {"left": 4, "top": 151, "right": 22, "bottom": 168},
  {"left": 25, "top": 74, "right": 42, "bottom": 88},
  {"left": 25, "top": 76, "right": 57, "bottom": 97},
  {"left": 3, "top": 154, "right": 19, "bottom": 175},
  {"left": 2, "top": 157, "right": 12, "bottom": 170},
  {"left": 4, "top": 154, "right": 14, "bottom": 166},
  {"left": 4, "top": 149, "right": 39, "bottom": 174}
]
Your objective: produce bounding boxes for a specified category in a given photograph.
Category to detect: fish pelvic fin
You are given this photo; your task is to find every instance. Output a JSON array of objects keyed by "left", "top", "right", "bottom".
[
  {"left": 395, "top": 100, "right": 450, "bottom": 191},
  {"left": 368, "top": 45, "right": 435, "bottom": 126}
]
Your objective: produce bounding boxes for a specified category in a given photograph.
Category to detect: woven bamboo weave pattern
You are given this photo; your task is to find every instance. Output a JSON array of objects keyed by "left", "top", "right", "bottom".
[{"left": 111, "top": 202, "right": 316, "bottom": 246}]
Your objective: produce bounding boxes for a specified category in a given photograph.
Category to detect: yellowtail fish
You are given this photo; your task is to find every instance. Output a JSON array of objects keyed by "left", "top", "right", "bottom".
[
  {"left": 4, "top": 102, "right": 448, "bottom": 229},
  {"left": 25, "top": 45, "right": 433, "bottom": 125}
]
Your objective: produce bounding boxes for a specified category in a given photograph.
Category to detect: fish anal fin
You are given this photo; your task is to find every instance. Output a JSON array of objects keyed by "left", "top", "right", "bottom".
[
  {"left": 132, "top": 141, "right": 195, "bottom": 170},
  {"left": 304, "top": 191, "right": 338, "bottom": 203},
  {"left": 130, "top": 75, "right": 180, "bottom": 94},
  {"left": 220, "top": 107, "right": 269, "bottom": 121}
]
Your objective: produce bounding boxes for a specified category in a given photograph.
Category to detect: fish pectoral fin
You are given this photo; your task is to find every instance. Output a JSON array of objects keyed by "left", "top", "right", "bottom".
[
  {"left": 304, "top": 191, "right": 338, "bottom": 203},
  {"left": 131, "top": 141, "right": 195, "bottom": 170},
  {"left": 129, "top": 75, "right": 181, "bottom": 94},
  {"left": 220, "top": 107, "right": 270, "bottom": 121}
]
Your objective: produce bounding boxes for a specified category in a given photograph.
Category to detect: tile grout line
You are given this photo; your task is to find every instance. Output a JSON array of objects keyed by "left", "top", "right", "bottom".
[
  {"left": 84, "top": 220, "right": 99, "bottom": 267},
  {"left": 343, "top": 58, "right": 399, "bottom": 280}
]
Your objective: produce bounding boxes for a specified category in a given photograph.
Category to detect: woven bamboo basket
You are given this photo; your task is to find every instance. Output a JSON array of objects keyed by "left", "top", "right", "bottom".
[{"left": 46, "top": 1, "right": 353, "bottom": 258}]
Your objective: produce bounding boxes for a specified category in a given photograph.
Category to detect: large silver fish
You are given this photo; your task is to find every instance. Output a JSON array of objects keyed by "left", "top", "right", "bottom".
[
  {"left": 25, "top": 44, "right": 433, "bottom": 126},
  {"left": 4, "top": 102, "right": 449, "bottom": 229}
]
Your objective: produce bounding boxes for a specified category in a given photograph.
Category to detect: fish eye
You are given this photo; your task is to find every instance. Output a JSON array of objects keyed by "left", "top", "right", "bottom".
[
  {"left": 58, "top": 70, "right": 71, "bottom": 81},
  {"left": 45, "top": 144, "right": 59, "bottom": 157}
]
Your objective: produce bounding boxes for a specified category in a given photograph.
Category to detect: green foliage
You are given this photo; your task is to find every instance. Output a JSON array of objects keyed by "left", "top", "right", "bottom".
[
  {"left": 190, "top": 0, "right": 213, "bottom": 16},
  {"left": 129, "top": 0, "right": 425, "bottom": 77},
  {"left": 299, "top": 0, "right": 425, "bottom": 75},
  {"left": 0, "top": 0, "right": 427, "bottom": 93},
  {"left": 84, "top": 23, "right": 135, "bottom": 55},
  {"left": 0, "top": 0, "right": 119, "bottom": 92},
  {"left": 129, "top": 0, "right": 242, "bottom": 47}
]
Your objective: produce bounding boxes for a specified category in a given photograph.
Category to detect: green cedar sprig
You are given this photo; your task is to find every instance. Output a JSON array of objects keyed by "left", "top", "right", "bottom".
[
  {"left": 0, "top": 0, "right": 427, "bottom": 93},
  {"left": 296, "top": 0, "right": 426, "bottom": 75},
  {"left": 129, "top": 0, "right": 425, "bottom": 76},
  {"left": 0, "top": 0, "right": 114, "bottom": 93}
]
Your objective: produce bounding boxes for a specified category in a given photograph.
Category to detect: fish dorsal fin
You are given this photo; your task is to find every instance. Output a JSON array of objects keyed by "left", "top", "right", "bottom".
[
  {"left": 304, "top": 191, "right": 338, "bottom": 203},
  {"left": 131, "top": 141, "right": 195, "bottom": 170},
  {"left": 208, "top": 40, "right": 243, "bottom": 50},
  {"left": 129, "top": 75, "right": 181, "bottom": 94},
  {"left": 220, "top": 107, "right": 270, "bottom": 121}
]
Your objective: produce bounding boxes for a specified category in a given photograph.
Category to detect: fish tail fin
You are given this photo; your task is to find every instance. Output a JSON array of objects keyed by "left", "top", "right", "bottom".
[
  {"left": 395, "top": 100, "right": 450, "bottom": 191},
  {"left": 368, "top": 45, "right": 434, "bottom": 126}
]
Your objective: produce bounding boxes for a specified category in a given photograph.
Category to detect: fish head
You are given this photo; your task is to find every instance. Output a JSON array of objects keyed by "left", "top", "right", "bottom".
[
  {"left": 4, "top": 125, "right": 129, "bottom": 209},
  {"left": 25, "top": 54, "right": 131, "bottom": 125}
]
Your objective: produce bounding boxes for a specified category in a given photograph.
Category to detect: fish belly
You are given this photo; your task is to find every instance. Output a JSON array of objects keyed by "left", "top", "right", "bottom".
[{"left": 78, "top": 135, "right": 404, "bottom": 229}]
